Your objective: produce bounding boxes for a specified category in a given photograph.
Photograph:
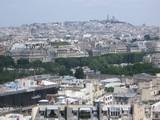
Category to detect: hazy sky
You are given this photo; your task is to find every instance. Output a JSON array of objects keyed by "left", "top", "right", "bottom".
[{"left": 0, "top": 0, "right": 160, "bottom": 26}]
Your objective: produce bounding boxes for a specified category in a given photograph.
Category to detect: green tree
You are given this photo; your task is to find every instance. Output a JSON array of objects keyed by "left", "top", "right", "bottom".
[
  {"left": 17, "top": 58, "right": 30, "bottom": 68},
  {"left": 0, "top": 55, "right": 15, "bottom": 68},
  {"left": 59, "top": 67, "right": 73, "bottom": 76},
  {"left": 31, "top": 60, "right": 42, "bottom": 68},
  {"left": 74, "top": 67, "right": 85, "bottom": 79},
  {"left": 105, "top": 87, "right": 114, "bottom": 93},
  {"left": 144, "top": 34, "right": 151, "bottom": 40}
]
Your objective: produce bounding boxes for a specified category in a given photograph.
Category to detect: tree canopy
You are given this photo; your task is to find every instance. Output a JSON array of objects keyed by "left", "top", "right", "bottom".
[
  {"left": 1, "top": 52, "right": 160, "bottom": 84},
  {"left": 74, "top": 67, "right": 85, "bottom": 79}
]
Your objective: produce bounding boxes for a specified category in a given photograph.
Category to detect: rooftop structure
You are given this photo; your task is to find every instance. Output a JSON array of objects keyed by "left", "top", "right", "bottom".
[
  {"left": 0, "top": 75, "right": 59, "bottom": 107},
  {"left": 151, "top": 101, "right": 160, "bottom": 120}
]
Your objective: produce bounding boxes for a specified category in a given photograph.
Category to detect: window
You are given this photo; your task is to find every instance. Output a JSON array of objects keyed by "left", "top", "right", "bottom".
[
  {"left": 155, "top": 113, "right": 159, "bottom": 118},
  {"left": 30, "top": 81, "right": 34, "bottom": 85}
]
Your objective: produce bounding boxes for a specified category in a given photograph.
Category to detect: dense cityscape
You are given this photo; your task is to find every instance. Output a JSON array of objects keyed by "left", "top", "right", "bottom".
[
  {"left": 1, "top": 0, "right": 160, "bottom": 119},
  {"left": 0, "top": 17, "right": 160, "bottom": 120}
]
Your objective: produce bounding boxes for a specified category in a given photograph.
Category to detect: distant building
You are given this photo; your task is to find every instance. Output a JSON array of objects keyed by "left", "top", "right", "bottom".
[
  {"left": 0, "top": 45, "right": 6, "bottom": 55},
  {"left": 54, "top": 45, "right": 88, "bottom": 58},
  {"left": 146, "top": 41, "right": 160, "bottom": 52},
  {"left": 10, "top": 43, "right": 51, "bottom": 62},
  {"left": 129, "top": 44, "right": 141, "bottom": 53},
  {"left": 133, "top": 103, "right": 149, "bottom": 120},
  {"left": 145, "top": 53, "right": 160, "bottom": 68}
]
